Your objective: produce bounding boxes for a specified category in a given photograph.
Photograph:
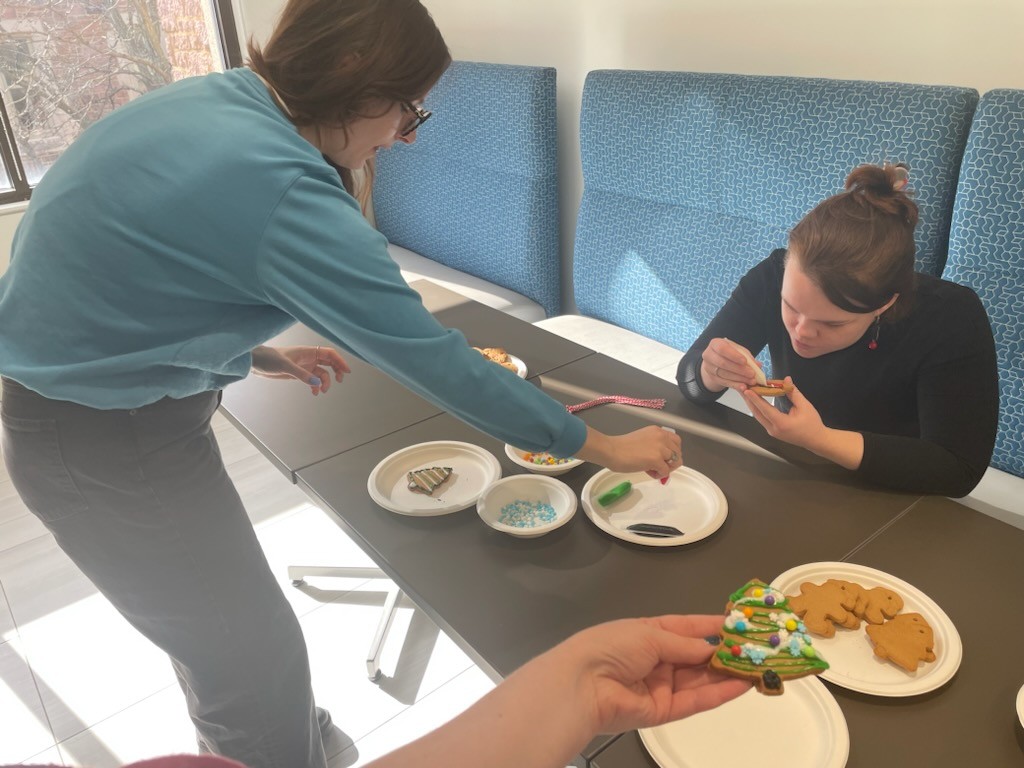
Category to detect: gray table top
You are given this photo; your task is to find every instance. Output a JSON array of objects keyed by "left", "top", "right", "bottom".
[
  {"left": 219, "top": 281, "right": 592, "bottom": 479},
  {"left": 295, "top": 355, "right": 920, "bottom": 675}
]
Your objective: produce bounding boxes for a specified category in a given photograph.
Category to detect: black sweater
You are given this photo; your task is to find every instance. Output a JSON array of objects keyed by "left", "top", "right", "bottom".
[{"left": 677, "top": 250, "right": 999, "bottom": 497}]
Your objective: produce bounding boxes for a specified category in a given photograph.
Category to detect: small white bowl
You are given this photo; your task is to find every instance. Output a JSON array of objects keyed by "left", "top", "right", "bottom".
[
  {"left": 477, "top": 475, "right": 577, "bottom": 538},
  {"left": 504, "top": 444, "right": 584, "bottom": 476}
]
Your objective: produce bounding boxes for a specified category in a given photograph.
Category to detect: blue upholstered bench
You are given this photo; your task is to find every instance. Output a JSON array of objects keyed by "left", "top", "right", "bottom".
[
  {"left": 941, "top": 89, "right": 1024, "bottom": 525},
  {"left": 373, "top": 60, "right": 560, "bottom": 321},
  {"left": 540, "top": 70, "right": 978, "bottom": 381},
  {"left": 540, "top": 70, "right": 1023, "bottom": 526}
]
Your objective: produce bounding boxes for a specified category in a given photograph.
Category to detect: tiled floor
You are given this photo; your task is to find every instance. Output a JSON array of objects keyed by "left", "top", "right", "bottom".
[{"left": 0, "top": 411, "right": 494, "bottom": 767}]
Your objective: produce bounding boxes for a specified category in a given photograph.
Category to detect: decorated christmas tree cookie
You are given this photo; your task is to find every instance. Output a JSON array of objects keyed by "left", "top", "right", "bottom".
[{"left": 709, "top": 578, "right": 830, "bottom": 695}]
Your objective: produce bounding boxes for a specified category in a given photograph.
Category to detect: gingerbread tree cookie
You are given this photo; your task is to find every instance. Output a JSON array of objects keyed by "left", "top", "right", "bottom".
[{"left": 709, "top": 579, "right": 829, "bottom": 695}]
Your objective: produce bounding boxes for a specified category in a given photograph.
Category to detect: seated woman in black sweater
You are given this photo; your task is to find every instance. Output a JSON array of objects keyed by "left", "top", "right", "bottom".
[{"left": 676, "top": 163, "right": 998, "bottom": 497}]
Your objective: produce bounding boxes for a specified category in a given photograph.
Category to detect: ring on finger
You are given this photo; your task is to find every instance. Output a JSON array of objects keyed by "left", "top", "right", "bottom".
[{"left": 668, "top": 451, "right": 678, "bottom": 464}]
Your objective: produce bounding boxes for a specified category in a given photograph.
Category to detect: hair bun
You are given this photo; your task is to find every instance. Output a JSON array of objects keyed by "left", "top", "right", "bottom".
[{"left": 845, "top": 162, "right": 911, "bottom": 196}]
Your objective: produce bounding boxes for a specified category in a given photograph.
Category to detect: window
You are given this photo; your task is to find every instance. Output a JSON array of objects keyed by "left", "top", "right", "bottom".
[{"left": 0, "top": 0, "right": 243, "bottom": 205}]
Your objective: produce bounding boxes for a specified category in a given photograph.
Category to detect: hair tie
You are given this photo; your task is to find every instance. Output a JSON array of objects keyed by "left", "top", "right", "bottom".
[{"left": 887, "top": 162, "right": 910, "bottom": 192}]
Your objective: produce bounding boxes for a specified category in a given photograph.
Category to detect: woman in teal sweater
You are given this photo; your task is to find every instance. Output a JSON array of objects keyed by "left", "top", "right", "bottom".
[{"left": 0, "top": 1, "right": 680, "bottom": 766}]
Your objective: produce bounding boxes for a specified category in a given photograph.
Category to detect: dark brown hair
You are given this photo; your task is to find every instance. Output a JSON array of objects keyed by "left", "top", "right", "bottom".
[
  {"left": 248, "top": 0, "right": 450, "bottom": 128},
  {"left": 248, "top": 0, "right": 449, "bottom": 213},
  {"left": 788, "top": 163, "right": 919, "bottom": 321}
]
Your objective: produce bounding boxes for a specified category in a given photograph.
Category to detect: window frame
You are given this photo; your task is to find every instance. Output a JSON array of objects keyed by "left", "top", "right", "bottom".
[{"left": 0, "top": 0, "right": 244, "bottom": 206}]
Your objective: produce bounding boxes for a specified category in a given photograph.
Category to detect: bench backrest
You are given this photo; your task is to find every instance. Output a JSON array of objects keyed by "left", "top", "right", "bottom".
[
  {"left": 573, "top": 70, "right": 978, "bottom": 352},
  {"left": 374, "top": 61, "right": 561, "bottom": 316},
  {"left": 944, "top": 89, "right": 1024, "bottom": 478}
]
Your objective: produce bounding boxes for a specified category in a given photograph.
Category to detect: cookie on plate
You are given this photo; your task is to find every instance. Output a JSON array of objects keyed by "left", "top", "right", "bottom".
[
  {"left": 407, "top": 466, "right": 453, "bottom": 495},
  {"left": 850, "top": 585, "right": 904, "bottom": 625},
  {"left": 473, "top": 346, "right": 518, "bottom": 372},
  {"left": 709, "top": 579, "right": 829, "bottom": 695},
  {"left": 865, "top": 612, "right": 937, "bottom": 672},
  {"left": 786, "top": 579, "right": 864, "bottom": 637}
]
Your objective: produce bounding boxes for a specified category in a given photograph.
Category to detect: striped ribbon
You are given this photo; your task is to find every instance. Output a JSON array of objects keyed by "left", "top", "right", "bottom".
[{"left": 566, "top": 395, "right": 667, "bottom": 414}]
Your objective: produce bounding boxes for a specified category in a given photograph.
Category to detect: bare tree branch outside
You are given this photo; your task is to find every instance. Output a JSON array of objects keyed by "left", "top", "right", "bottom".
[{"left": 0, "top": 0, "right": 223, "bottom": 188}]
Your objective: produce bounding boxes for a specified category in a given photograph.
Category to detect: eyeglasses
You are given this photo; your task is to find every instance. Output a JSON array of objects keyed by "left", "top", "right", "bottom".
[{"left": 399, "top": 101, "right": 431, "bottom": 137}]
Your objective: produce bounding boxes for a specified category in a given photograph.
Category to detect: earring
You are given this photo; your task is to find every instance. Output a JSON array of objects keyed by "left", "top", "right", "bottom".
[{"left": 868, "top": 316, "right": 880, "bottom": 350}]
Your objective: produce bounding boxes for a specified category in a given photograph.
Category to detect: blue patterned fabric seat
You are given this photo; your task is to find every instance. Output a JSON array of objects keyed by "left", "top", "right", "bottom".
[
  {"left": 571, "top": 70, "right": 978, "bottom": 354},
  {"left": 374, "top": 61, "right": 560, "bottom": 318},
  {"left": 944, "top": 90, "right": 1024, "bottom": 479}
]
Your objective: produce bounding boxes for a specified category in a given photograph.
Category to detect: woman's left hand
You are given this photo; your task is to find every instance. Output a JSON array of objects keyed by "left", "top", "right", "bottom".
[
  {"left": 741, "top": 377, "right": 825, "bottom": 449},
  {"left": 742, "top": 378, "right": 865, "bottom": 470},
  {"left": 251, "top": 345, "right": 351, "bottom": 395}
]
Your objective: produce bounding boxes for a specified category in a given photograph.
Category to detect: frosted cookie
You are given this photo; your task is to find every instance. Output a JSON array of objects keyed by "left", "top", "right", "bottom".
[
  {"left": 407, "top": 466, "right": 453, "bottom": 495},
  {"left": 865, "top": 612, "right": 936, "bottom": 672},
  {"left": 749, "top": 379, "right": 794, "bottom": 397},
  {"left": 709, "top": 579, "right": 829, "bottom": 695}
]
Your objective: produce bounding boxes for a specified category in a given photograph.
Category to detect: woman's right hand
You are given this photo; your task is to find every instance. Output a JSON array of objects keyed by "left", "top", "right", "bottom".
[
  {"left": 700, "top": 337, "right": 762, "bottom": 391},
  {"left": 574, "top": 425, "right": 682, "bottom": 479}
]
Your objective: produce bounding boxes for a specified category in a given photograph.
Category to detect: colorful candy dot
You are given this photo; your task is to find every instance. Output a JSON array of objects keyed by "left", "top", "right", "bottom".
[
  {"left": 735, "top": 620, "right": 747, "bottom": 632},
  {"left": 752, "top": 588, "right": 764, "bottom": 598},
  {"left": 764, "top": 595, "right": 776, "bottom": 606},
  {"left": 802, "top": 646, "right": 817, "bottom": 659},
  {"left": 785, "top": 619, "right": 798, "bottom": 631},
  {"left": 769, "top": 634, "right": 780, "bottom": 647},
  {"left": 730, "top": 645, "right": 743, "bottom": 657},
  {"left": 743, "top": 607, "right": 754, "bottom": 618}
]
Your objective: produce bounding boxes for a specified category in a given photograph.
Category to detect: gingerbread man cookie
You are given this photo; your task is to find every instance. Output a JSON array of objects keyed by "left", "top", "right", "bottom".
[
  {"left": 865, "top": 612, "right": 936, "bottom": 672},
  {"left": 851, "top": 585, "right": 904, "bottom": 625},
  {"left": 785, "top": 579, "right": 864, "bottom": 637}
]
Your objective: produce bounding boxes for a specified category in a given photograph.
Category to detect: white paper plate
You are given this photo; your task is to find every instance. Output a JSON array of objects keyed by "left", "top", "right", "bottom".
[
  {"left": 639, "top": 676, "right": 848, "bottom": 768},
  {"left": 367, "top": 441, "right": 501, "bottom": 516},
  {"left": 1016, "top": 683, "right": 1024, "bottom": 728},
  {"left": 509, "top": 354, "right": 527, "bottom": 379},
  {"left": 580, "top": 468, "right": 727, "bottom": 547},
  {"left": 772, "top": 562, "right": 962, "bottom": 696}
]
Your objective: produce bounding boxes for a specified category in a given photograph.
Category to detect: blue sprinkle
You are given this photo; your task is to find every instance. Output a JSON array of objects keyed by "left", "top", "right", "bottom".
[{"left": 498, "top": 498, "right": 558, "bottom": 528}]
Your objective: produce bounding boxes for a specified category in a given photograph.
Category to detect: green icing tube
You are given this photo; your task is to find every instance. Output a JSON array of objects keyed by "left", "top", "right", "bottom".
[{"left": 597, "top": 480, "right": 632, "bottom": 507}]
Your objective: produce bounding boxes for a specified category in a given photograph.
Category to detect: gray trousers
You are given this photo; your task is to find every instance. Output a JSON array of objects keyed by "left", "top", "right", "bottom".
[{"left": 1, "top": 378, "right": 327, "bottom": 768}]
